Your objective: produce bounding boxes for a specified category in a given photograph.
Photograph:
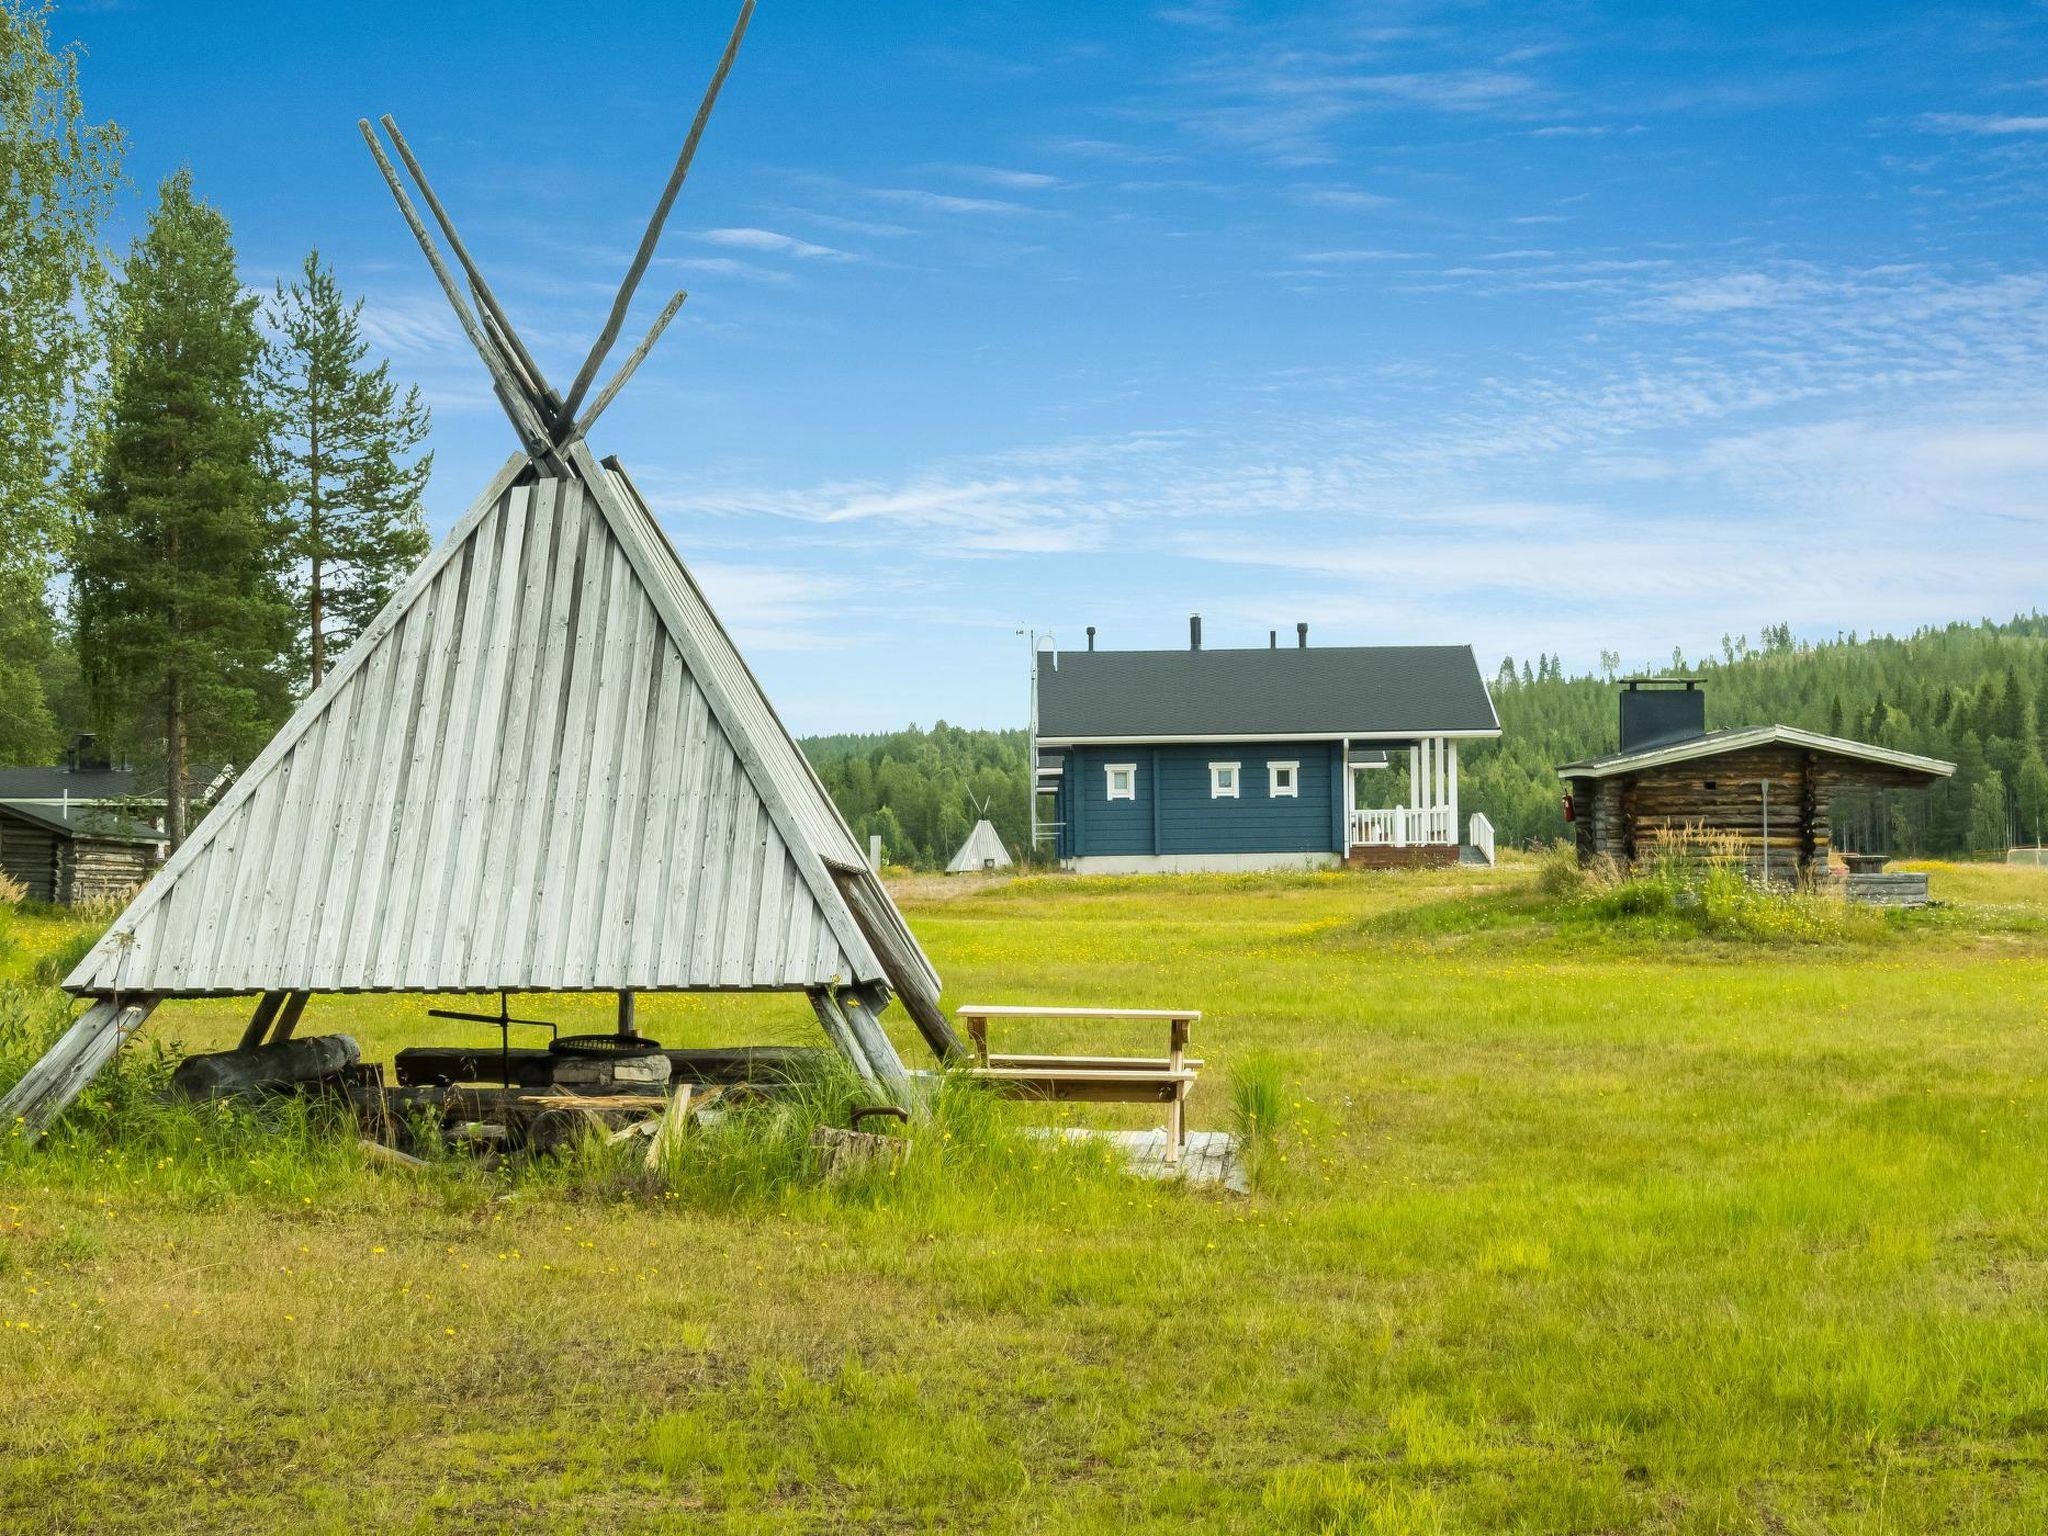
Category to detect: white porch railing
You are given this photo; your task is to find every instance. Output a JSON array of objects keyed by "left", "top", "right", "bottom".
[
  {"left": 1350, "top": 806, "right": 1455, "bottom": 847},
  {"left": 1469, "top": 811, "right": 1495, "bottom": 866}
]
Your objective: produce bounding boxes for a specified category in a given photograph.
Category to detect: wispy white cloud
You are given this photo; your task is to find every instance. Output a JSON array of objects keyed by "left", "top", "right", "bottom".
[
  {"left": 662, "top": 255, "right": 794, "bottom": 283},
  {"left": 932, "top": 164, "right": 1065, "bottom": 190},
  {"left": 1290, "top": 183, "right": 1396, "bottom": 208},
  {"left": 867, "top": 187, "right": 1047, "bottom": 216},
  {"left": 1918, "top": 112, "right": 2048, "bottom": 135},
  {"left": 359, "top": 292, "right": 460, "bottom": 357},
  {"left": 695, "top": 227, "right": 858, "bottom": 261},
  {"left": 1295, "top": 248, "right": 1413, "bottom": 263}
]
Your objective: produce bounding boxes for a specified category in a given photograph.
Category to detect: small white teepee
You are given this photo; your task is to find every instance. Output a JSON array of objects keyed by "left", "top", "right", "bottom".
[{"left": 945, "top": 819, "right": 1012, "bottom": 875}]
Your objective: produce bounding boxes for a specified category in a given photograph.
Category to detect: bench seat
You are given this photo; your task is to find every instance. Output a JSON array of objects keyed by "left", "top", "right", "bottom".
[{"left": 956, "top": 1005, "right": 1202, "bottom": 1162}]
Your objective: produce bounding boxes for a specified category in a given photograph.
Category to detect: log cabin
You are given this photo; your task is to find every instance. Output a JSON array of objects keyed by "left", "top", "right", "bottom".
[
  {"left": 1558, "top": 679, "right": 1953, "bottom": 883},
  {"left": 0, "top": 800, "right": 164, "bottom": 906}
]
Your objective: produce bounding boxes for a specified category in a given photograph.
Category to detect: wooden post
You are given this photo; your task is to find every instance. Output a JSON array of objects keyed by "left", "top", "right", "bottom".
[
  {"left": 236, "top": 990, "right": 287, "bottom": 1051},
  {"left": 809, "top": 989, "right": 881, "bottom": 1094},
  {"left": 1166, "top": 1015, "right": 1190, "bottom": 1165},
  {"left": 558, "top": 0, "right": 756, "bottom": 420},
  {"left": 270, "top": 991, "right": 310, "bottom": 1044},
  {"left": 1447, "top": 740, "right": 1459, "bottom": 844},
  {"left": 839, "top": 985, "right": 914, "bottom": 1108},
  {"left": 962, "top": 1010, "right": 990, "bottom": 1064},
  {"left": 0, "top": 996, "right": 161, "bottom": 1144}
]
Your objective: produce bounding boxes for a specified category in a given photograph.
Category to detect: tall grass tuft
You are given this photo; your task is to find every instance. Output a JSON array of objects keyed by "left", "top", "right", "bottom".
[{"left": 1230, "top": 1050, "right": 1287, "bottom": 1187}]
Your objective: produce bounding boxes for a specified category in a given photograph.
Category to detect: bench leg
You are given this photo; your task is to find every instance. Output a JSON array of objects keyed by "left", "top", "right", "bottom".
[{"left": 1166, "top": 1083, "right": 1185, "bottom": 1165}]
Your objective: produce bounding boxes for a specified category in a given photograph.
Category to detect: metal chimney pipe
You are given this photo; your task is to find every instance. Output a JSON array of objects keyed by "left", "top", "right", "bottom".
[
  {"left": 1189, "top": 614, "right": 1202, "bottom": 650},
  {"left": 1296, "top": 622, "right": 1308, "bottom": 649},
  {"left": 1086, "top": 625, "right": 1096, "bottom": 651}
]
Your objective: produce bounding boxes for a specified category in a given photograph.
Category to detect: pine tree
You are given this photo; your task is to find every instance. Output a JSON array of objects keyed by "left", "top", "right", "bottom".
[
  {"left": 262, "top": 250, "right": 431, "bottom": 688},
  {"left": 72, "top": 171, "right": 291, "bottom": 849},
  {"left": 0, "top": 2, "right": 122, "bottom": 762}
]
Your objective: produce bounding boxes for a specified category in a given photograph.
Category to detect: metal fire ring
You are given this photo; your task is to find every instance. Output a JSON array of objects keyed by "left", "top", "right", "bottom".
[{"left": 549, "top": 1032, "right": 666, "bottom": 1059}]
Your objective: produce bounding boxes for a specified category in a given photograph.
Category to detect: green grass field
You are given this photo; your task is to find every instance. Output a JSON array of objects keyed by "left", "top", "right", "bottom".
[{"left": 3, "top": 858, "right": 2047, "bottom": 1533}]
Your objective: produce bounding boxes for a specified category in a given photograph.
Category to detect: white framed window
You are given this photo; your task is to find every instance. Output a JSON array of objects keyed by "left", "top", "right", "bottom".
[
  {"left": 1209, "top": 761, "right": 1241, "bottom": 799},
  {"left": 1105, "top": 762, "right": 1137, "bottom": 801},
  {"left": 1268, "top": 760, "right": 1300, "bottom": 798}
]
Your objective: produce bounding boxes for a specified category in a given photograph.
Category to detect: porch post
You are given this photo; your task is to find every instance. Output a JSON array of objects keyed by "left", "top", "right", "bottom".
[
  {"left": 1341, "top": 737, "right": 1354, "bottom": 848},
  {"left": 1447, "top": 740, "right": 1459, "bottom": 841}
]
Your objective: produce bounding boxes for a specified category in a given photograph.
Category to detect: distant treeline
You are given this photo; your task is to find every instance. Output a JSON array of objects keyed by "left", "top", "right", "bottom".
[
  {"left": 804, "top": 725, "right": 1032, "bottom": 869},
  {"left": 803, "top": 616, "right": 2048, "bottom": 868}
]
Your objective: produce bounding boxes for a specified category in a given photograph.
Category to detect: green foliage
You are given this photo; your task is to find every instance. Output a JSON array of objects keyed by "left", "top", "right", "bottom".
[
  {"left": 805, "top": 722, "right": 1030, "bottom": 869},
  {"left": 0, "top": 2, "right": 122, "bottom": 764},
  {"left": 71, "top": 171, "right": 292, "bottom": 845},
  {"left": 261, "top": 250, "right": 432, "bottom": 689},
  {"left": 1472, "top": 617, "right": 2048, "bottom": 856},
  {"left": 1564, "top": 838, "right": 1887, "bottom": 944}
]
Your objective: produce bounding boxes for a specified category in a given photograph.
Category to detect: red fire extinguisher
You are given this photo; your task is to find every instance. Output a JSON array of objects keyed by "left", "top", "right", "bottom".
[{"left": 1561, "top": 791, "right": 1576, "bottom": 823}]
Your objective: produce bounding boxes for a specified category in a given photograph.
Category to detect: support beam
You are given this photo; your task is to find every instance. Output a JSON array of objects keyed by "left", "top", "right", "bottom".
[
  {"left": 808, "top": 989, "right": 881, "bottom": 1094},
  {"left": 0, "top": 996, "right": 161, "bottom": 1144},
  {"left": 559, "top": 0, "right": 755, "bottom": 421},
  {"left": 357, "top": 119, "right": 557, "bottom": 462},
  {"left": 378, "top": 114, "right": 559, "bottom": 417},
  {"left": 840, "top": 984, "right": 915, "bottom": 1108},
  {"left": 270, "top": 991, "right": 310, "bottom": 1044},
  {"left": 572, "top": 289, "right": 688, "bottom": 441},
  {"left": 236, "top": 990, "right": 287, "bottom": 1052}
]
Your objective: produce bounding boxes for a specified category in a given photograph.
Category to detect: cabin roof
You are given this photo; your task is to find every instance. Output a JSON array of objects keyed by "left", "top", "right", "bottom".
[
  {"left": 0, "top": 799, "right": 165, "bottom": 844},
  {"left": 1035, "top": 644, "right": 1499, "bottom": 743},
  {"left": 1556, "top": 725, "right": 1956, "bottom": 781},
  {"left": 0, "top": 763, "right": 232, "bottom": 803}
]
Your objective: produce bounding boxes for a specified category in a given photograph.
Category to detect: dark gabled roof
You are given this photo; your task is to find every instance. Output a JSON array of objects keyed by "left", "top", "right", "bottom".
[
  {"left": 0, "top": 799, "right": 165, "bottom": 844},
  {"left": 1556, "top": 725, "right": 1954, "bottom": 780},
  {"left": 0, "top": 763, "right": 232, "bottom": 803},
  {"left": 1035, "top": 644, "right": 1499, "bottom": 741}
]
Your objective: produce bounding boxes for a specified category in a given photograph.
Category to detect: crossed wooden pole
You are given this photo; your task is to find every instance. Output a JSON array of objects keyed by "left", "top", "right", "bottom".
[{"left": 357, "top": 0, "right": 753, "bottom": 462}]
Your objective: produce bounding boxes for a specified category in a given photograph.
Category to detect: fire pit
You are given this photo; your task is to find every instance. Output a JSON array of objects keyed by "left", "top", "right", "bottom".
[{"left": 547, "top": 1031, "right": 671, "bottom": 1090}]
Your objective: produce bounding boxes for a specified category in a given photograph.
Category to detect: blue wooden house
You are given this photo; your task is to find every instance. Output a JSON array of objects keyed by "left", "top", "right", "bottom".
[{"left": 1032, "top": 618, "right": 1500, "bottom": 873}]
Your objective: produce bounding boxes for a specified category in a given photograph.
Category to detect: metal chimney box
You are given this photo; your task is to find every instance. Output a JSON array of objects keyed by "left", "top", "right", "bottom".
[{"left": 1618, "top": 679, "right": 1705, "bottom": 753}]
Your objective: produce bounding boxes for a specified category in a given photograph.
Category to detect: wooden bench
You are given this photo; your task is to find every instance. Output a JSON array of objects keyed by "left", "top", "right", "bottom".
[{"left": 955, "top": 1005, "right": 1201, "bottom": 1164}]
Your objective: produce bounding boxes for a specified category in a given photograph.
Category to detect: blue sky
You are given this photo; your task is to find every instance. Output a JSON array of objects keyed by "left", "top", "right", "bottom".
[{"left": 58, "top": 0, "right": 2048, "bottom": 731}]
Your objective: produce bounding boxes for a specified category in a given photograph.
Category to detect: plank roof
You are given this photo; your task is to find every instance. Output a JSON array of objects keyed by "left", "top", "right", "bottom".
[
  {"left": 1036, "top": 644, "right": 1500, "bottom": 742},
  {"left": 63, "top": 452, "right": 942, "bottom": 1011},
  {"left": 1556, "top": 725, "right": 1956, "bottom": 781}
]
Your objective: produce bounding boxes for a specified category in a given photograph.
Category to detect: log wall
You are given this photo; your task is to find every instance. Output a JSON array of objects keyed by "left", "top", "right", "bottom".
[
  {"left": 1571, "top": 747, "right": 1937, "bottom": 876},
  {"left": 55, "top": 839, "right": 153, "bottom": 906},
  {"left": 0, "top": 816, "right": 58, "bottom": 902}
]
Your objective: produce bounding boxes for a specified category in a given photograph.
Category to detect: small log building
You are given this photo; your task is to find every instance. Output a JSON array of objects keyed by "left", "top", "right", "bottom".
[
  {"left": 1558, "top": 681, "right": 1953, "bottom": 881},
  {"left": 0, "top": 800, "right": 164, "bottom": 906}
]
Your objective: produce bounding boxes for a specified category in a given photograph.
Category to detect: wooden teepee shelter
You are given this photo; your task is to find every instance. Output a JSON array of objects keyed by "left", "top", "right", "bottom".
[
  {"left": 944, "top": 797, "right": 1012, "bottom": 875},
  {"left": 1, "top": 0, "right": 964, "bottom": 1142}
]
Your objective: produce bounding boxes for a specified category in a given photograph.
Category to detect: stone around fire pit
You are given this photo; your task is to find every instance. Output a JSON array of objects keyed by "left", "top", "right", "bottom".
[{"left": 547, "top": 1049, "right": 673, "bottom": 1092}]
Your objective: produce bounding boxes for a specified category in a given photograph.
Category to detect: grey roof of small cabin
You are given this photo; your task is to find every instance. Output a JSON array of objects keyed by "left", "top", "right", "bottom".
[
  {"left": 1035, "top": 644, "right": 1499, "bottom": 742},
  {"left": 0, "top": 799, "right": 165, "bottom": 844},
  {"left": 1556, "top": 725, "right": 1955, "bottom": 781},
  {"left": 0, "top": 763, "right": 231, "bottom": 803}
]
